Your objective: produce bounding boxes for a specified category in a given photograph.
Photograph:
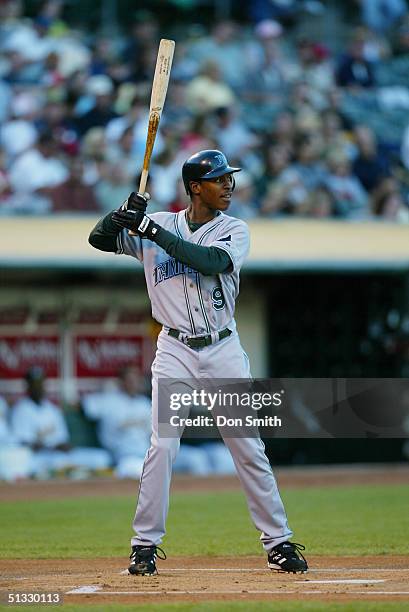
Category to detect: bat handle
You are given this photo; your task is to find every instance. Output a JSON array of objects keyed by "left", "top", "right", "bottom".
[{"left": 138, "top": 169, "right": 149, "bottom": 195}]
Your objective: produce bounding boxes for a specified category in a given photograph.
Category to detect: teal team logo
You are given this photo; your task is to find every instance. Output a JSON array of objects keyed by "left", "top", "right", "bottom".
[{"left": 211, "top": 286, "right": 225, "bottom": 310}]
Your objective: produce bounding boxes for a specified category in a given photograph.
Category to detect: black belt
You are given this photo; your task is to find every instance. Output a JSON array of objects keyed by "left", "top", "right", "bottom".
[{"left": 168, "top": 327, "right": 232, "bottom": 349}]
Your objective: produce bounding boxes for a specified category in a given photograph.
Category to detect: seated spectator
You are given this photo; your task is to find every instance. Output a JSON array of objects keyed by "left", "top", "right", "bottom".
[
  {"left": 293, "top": 38, "right": 335, "bottom": 109},
  {"left": 228, "top": 171, "right": 259, "bottom": 220},
  {"left": 211, "top": 106, "right": 260, "bottom": 161},
  {"left": 106, "top": 125, "right": 140, "bottom": 183},
  {"left": 259, "top": 141, "right": 291, "bottom": 200},
  {"left": 9, "top": 131, "right": 68, "bottom": 194},
  {"left": 0, "top": 395, "right": 33, "bottom": 481},
  {"left": 336, "top": 31, "right": 376, "bottom": 89},
  {"left": 324, "top": 148, "right": 370, "bottom": 218},
  {"left": 261, "top": 132, "right": 327, "bottom": 216},
  {"left": 359, "top": 0, "right": 407, "bottom": 35},
  {"left": 81, "top": 127, "right": 107, "bottom": 186},
  {"left": 306, "top": 186, "right": 336, "bottom": 218},
  {"left": 6, "top": 132, "right": 68, "bottom": 213},
  {"left": 373, "top": 190, "right": 409, "bottom": 222},
  {"left": 241, "top": 20, "right": 293, "bottom": 104},
  {"left": 74, "top": 75, "right": 117, "bottom": 136},
  {"left": 320, "top": 109, "right": 353, "bottom": 160},
  {"left": 187, "top": 21, "right": 244, "bottom": 88},
  {"left": 352, "top": 126, "right": 390, "bottom": 193},
  {"left": 11, "top": 367, "right": 110, "bottom": 477},
  {"left": 42, "top": 156, "right": 99, "bottom": 212},
  {"left": 168, "top": 177, "right": 190, "bottom": 213},
  {"left": 82, "top": 365, "right": 235, "bottom": 478},
  {"left": 106, "top": 90, "right": 165, "bottom": 168},
  {"left": 185, "top": 60, "right": 236, "bottom": 114},
  {"left": 94, "top": 161, "right": 135, "bottom": 214},
  {"left": 81, "top": 366, "right": 152, "bottom": 479},
  {"left": 372, "top": 177, "right": 409, "bottom": 222}
]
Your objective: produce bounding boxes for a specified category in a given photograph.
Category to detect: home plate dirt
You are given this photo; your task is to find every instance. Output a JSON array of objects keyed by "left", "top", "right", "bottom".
[{"left": 1, "top": 556, "right": 409, "bottom": 605}]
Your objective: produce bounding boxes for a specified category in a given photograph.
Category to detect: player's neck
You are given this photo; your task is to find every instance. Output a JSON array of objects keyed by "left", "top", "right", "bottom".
[{"left": 186, "top": 203, "right": 219, "bottom": 224}]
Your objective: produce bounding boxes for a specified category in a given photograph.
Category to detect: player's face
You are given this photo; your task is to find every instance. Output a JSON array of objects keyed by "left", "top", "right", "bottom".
[{"left": 193, "top": 173, "right": 234, "bottom": 211}]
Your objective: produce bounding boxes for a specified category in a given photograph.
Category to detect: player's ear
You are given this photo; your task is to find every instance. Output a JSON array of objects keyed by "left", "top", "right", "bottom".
[{"left": 190, "top": 181, "right": 201, "bottom": 195}]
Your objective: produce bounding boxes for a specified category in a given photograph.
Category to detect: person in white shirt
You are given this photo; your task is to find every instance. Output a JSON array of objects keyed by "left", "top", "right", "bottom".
[
  {"left": 82, "top": 365, "right": 152, "bottom": 479},
  {"left": 11, "top": 367, "right": 110, "bottom": 476},
  {"left": 82, "top": 365, "right": 236, "bottom": 478},
  {"left": 0, "top": 395, "right": 33, "bottom": 481}
]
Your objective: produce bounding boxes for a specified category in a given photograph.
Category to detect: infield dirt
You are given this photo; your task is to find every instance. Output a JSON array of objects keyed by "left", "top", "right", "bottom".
[{"left": 1, "top": 555, "right": 409, "bottom": 605}]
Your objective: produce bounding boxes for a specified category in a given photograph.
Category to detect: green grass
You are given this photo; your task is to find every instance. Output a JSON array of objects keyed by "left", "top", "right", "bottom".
[
  {"left": 0, "top": 485, "right": 408, "bottom": 559},
  {"left": 1, "top": 603, "right": 408, "bottom": 612}
]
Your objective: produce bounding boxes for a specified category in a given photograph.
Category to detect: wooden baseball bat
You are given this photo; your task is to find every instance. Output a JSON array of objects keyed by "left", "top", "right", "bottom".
[{"left": 138, "top": 38, "right": 175, "bottom": 196}]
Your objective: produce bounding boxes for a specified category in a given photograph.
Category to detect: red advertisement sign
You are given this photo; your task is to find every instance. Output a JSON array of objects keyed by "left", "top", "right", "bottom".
[
  {"left": 75, "top": 335, "right": 144, "bottom": 377},
  {"left": 0, "top": 336, "right": 60, "bottom": 378}
]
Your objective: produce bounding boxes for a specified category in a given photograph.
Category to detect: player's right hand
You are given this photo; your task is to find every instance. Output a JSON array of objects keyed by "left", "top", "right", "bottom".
[{"left": 119, "top": 192, "right": 150, "bottom": 213}]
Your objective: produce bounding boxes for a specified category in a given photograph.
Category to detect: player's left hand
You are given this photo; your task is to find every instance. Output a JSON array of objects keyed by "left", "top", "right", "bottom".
[
  {"left": 111, "top": 208, "right": 160, "bottom": 239},
  {"left": 118, "top": 191, "right": 151, "bottom": 213}
]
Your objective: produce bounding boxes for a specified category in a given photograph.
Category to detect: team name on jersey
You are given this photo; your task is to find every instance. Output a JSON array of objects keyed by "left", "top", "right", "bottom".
[{"left": 153, "top": 257, "right": 196, "bottom": 286}]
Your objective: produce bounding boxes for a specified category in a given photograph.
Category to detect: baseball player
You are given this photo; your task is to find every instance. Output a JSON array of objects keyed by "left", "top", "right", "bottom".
[{"left": 89, "top": 149, "right": 308, "bottom": 576}]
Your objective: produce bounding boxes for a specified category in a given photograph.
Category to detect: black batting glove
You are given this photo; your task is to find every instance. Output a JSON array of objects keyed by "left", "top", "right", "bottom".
[
  {"left": 118, "top": 191, "right": 150, "bottom": 213},
  {"left": 111, "top": 208, "right": 161, "bottom": 239}
]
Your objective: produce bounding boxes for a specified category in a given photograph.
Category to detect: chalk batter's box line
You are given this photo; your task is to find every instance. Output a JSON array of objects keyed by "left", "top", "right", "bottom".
[
  {"left": 120, "top": 567, "right": 409, "bottom": 573},
  {"left": 66, "top": 587, "right": 409, "bottom": 596}
]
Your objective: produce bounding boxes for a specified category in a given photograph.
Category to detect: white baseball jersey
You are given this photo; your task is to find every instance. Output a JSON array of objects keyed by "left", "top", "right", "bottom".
[
  {"left": 11, "top": 397, "right": 69, "bottom": 448},
  {"left": 82, "top": 390, "right": 151, "bottom": 460},
  {"left": 117, "top": 210, "right": 250, "bottom": 335}
]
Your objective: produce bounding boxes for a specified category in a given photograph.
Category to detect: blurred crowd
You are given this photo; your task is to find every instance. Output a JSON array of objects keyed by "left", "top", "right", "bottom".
[{"left": 1, "top": 0, "right": 409, "bottom": 222}]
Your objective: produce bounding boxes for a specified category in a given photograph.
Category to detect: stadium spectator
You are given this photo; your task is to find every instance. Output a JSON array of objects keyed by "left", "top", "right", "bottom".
[
  {"left": 359, "top": 0, "right": 407, "bottom": 35},
  {"left": 11, "top": 367, "right": 110, "bottom": 477},
  {"left": 352, "top": 125, "right": 390, "bottom": 193},
  {"left": 74, "top": 75, "right": 117, "bottom": 136},
  {"left": 168, "top": 177, "right": 190, "bottom": 213},
  {"left": 80, "top": 127, "right": 107, "bottom": 186},
  {"left": 372, "top": 176, "right": 409, "bottom": 222},
  {"left": 42, "top": 156, "right": 99, "bottom": 212},
  {"left": 227, "top": 171, "right": 259, "bottom": 220},
  {"left": 336, "top": 30, "right": 376, "bottom": 88},
  {"left": 187, "top": 21, "right": 244, "bottom": 88},
  {"left": 373, "top": 190, "right": 409, "bottom": 222},
  {"left": 6, "top": 131, "right": 68, "bottom": 213},
  {"left": 81, "top": 365, "right": 152, "bottom": 479},
  {"left": 106, "top": 89, "right": 165, "bottom": 168},
  {"left": 273, "top": 131, "right": 327, "bottom": 214},
  {"left": 82, "top": 365, "right": 236, "bottom": 478},
  {"left": 185, "top": 60, "right": 236, "bottom": 114},
  {"left": 324, "top": 148, "right": 370, "bottom": 218},
  {"left": 293, "top": 38, "right": 334, "bottom": 109},
  {"left": 320, "top": 109, "right": 352, "bottom": 160},
  {"left": 122, "top": 10, "right": 160, "bottom": 82},
  {"left": 306, "top": 186, "right": 336, "bottom": 218},
  {"left": 210, "top": 106, "right": 260, "bottom": 163},
  {"left": 95, "top": 161, "right": 135, "bottom": 214},
  {"left": 244, "top": 19, "right": 286, "bottom": 87},
  {"left": 259, "top": 143, "right": 293, "bottom": 214},
  {"left": 0, "top": 395, "right": 33, "bottom": 481}
]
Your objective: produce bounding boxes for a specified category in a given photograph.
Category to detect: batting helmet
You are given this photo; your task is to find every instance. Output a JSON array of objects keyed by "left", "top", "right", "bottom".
[{"left": 182, "top": 149, "right": 241, "bottom": 195}]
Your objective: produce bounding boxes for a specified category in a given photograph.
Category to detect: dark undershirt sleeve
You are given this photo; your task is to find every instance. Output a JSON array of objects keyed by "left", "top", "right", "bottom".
[
  {"left": 151, "top": 227, "right": 232, "bottom": 275},
  {"left": 88, "top": 211, "right": 121, "bottom": 252}
]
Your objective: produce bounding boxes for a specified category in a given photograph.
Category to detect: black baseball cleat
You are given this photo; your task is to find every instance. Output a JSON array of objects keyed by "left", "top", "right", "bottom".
[
  {"left": 268, "top": 541, "right": 308, "bottom": 574},
  {"left": 128, "top": 545, "right": 166, "bottom": 576}
]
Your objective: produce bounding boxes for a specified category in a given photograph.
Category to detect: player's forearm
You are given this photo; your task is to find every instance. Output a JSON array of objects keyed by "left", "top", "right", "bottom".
[
  {"left": 88, "top": 211, "right": 121, "bottom": 252},
  {"left": 152, "top": 227, "right": 231, "bottom": 275}
]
